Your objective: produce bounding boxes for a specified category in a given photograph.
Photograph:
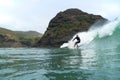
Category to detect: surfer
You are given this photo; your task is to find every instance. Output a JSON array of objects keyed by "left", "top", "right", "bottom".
[{"left": 73, "top": 35, "right": 80, "bottom": 48}]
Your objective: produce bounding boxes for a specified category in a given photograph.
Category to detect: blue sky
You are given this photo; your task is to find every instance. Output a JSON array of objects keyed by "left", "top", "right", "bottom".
[{"left": 0, "top": 0, "right": 120, "bottom": 33}]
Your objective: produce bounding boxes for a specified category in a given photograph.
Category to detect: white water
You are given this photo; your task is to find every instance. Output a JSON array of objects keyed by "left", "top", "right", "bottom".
[{"left": 60, "top": 19, "right": 120, "bottom": 49}]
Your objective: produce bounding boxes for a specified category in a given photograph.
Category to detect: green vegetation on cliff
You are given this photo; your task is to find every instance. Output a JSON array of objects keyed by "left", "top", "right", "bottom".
[
  {"left": 16, "top": 31, "right": 42, "bottom": 46},
  {"left": 0, "top": 27, "right": 42, "bottom": 47}
]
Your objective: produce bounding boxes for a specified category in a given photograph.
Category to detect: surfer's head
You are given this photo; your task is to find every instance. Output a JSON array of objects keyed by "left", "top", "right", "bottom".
[{"left": 76, "top": 35, "right": 78, "bottom": 37}]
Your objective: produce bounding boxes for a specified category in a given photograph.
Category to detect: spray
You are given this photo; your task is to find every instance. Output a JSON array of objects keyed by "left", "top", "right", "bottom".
[{"left": 60, "top": 19, "right": 120, "bottom": 49}]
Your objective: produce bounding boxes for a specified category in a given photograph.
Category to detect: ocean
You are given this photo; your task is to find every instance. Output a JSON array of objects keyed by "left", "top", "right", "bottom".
[{"left": 0, "top": 19, "right": 120, "bottom": 80}]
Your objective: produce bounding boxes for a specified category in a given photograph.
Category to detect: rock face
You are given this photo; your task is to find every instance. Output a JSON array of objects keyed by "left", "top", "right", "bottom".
[{"left": 36, "top": 8, "right": 107, "bottom": 47}]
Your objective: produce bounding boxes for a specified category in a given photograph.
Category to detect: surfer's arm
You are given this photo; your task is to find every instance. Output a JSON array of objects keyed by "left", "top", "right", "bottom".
[{"left": 73, "top": 37, "right": 76, "bottom": 41}]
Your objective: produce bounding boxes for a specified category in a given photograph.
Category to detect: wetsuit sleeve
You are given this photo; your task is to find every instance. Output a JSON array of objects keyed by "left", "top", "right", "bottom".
[{"left": 73, "top": 37, "right": 76, "bottom": 41}]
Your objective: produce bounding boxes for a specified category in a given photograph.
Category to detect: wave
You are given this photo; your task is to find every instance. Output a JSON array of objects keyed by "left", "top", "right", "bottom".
[{"left": 60, "top": 18, "right": 120, "bottom": 49}]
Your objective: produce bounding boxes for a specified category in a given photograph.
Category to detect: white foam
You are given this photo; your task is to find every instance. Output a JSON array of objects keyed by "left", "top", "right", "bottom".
[
  {"left": 60, "top": 43, "right": 68, "bottom": 48},
  {"left": 98, "top": 20, "right": 119, "bottom": 38},
  {"left": 60, "top": 19, "right": 120, "bottom": 49}
]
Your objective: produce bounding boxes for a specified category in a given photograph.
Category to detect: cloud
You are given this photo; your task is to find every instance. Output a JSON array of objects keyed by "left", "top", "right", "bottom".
[
  {"left": 101, "top": 3, "right": 120, "bottom": 19},
  {"left": 0, "top": 0, "right": 15, "bottom": 7},
  {"left": 0, "top": 14, "right": 13, "bottom": 24},
  {"left": 0, "top": 0, "right": 120, "bottom": 33}
]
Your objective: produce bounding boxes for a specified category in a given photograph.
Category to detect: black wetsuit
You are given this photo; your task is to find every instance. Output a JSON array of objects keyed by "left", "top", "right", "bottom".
[{"left": 74, "top": 36, "right": 80, "bottom": 43}]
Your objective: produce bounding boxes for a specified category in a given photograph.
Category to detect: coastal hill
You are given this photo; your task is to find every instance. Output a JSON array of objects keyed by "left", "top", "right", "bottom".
[
  {"left": 35, "top": 8, "right": 107, "bottom": 47},
  {"left": 0, "top": 27, "right": 42, "bottom": 47}
]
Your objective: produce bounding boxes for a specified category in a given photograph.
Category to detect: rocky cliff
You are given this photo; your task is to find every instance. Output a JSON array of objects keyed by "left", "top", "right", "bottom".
[{"left": 36, "top": 8, "right": 107, "bottom": 47}]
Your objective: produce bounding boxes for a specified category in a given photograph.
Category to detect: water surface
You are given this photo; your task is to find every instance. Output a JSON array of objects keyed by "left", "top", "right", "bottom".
[{"left": 0, "top": 47, "right": 120, "bottom": 80}]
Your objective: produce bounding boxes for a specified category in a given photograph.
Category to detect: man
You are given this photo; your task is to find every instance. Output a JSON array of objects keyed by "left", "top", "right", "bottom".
[{"left": 73, "top": 35, "right": 81, "bottom": 48}]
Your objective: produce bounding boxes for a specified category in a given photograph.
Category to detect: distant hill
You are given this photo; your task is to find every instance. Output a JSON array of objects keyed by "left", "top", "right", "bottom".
[
  {"left": 35, "top": 8, "right": 107, "bottom": 47},
  {"left": 15, "top": 31, "right": 42, "bottom": 37},
  {"left": 15, "top": 31, "right": 42, "bottom": 47},
  {"left": 0, "top": 27, "right": 42, "bottom": 47}
]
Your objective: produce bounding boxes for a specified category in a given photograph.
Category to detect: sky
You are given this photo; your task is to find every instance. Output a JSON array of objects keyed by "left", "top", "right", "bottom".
[{"left": 0, "top": 0, "right": 120, "bottom": 33}]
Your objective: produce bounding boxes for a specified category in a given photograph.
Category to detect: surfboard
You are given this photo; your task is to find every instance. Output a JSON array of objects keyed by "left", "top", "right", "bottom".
[
  {"left": 60, "top": 39, "right": 80, "bottom": 49},
  {"left": 60, "top": 43, "right": 68, "bottom": 48}
]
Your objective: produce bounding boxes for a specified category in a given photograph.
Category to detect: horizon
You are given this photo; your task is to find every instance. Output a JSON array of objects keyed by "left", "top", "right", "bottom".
[
  {"left": 0, "top": 26, "right": 43, "bottom": 34},
  {"left": 0, "top": 0, "right": 120, "bottom": 33}
]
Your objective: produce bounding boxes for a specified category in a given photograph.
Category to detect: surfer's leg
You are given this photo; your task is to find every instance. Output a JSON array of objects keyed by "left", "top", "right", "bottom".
[
  {"left": 74, "top": 42, "right": 77, "bottom": 48},
  {"left": 74, "top": 41, "right": 79, "bottom": 48},
  {"left": 75, "top": 41, "right": 80, "bottom": 48}
]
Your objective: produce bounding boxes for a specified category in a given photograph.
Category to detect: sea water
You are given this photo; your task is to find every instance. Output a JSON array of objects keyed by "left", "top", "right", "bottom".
[
  {"left": 0, "top": 47, "right": 120, "bottom": 80},
  {"left": 1, "top": 19, "right": 120, "bottom": 80}
]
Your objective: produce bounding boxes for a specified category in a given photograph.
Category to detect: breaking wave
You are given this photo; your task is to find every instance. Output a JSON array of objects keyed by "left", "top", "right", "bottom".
[{"left": 60, "top": 18, "right": 120, "bottom": 49}]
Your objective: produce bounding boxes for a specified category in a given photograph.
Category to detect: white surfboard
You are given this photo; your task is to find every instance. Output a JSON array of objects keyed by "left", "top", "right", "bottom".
[
  {"left": 60, "top": 43, "right": 68, "bottom": 48},
  {"left": 60, "top": 40, "right": 79, "bottom": 49}
]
